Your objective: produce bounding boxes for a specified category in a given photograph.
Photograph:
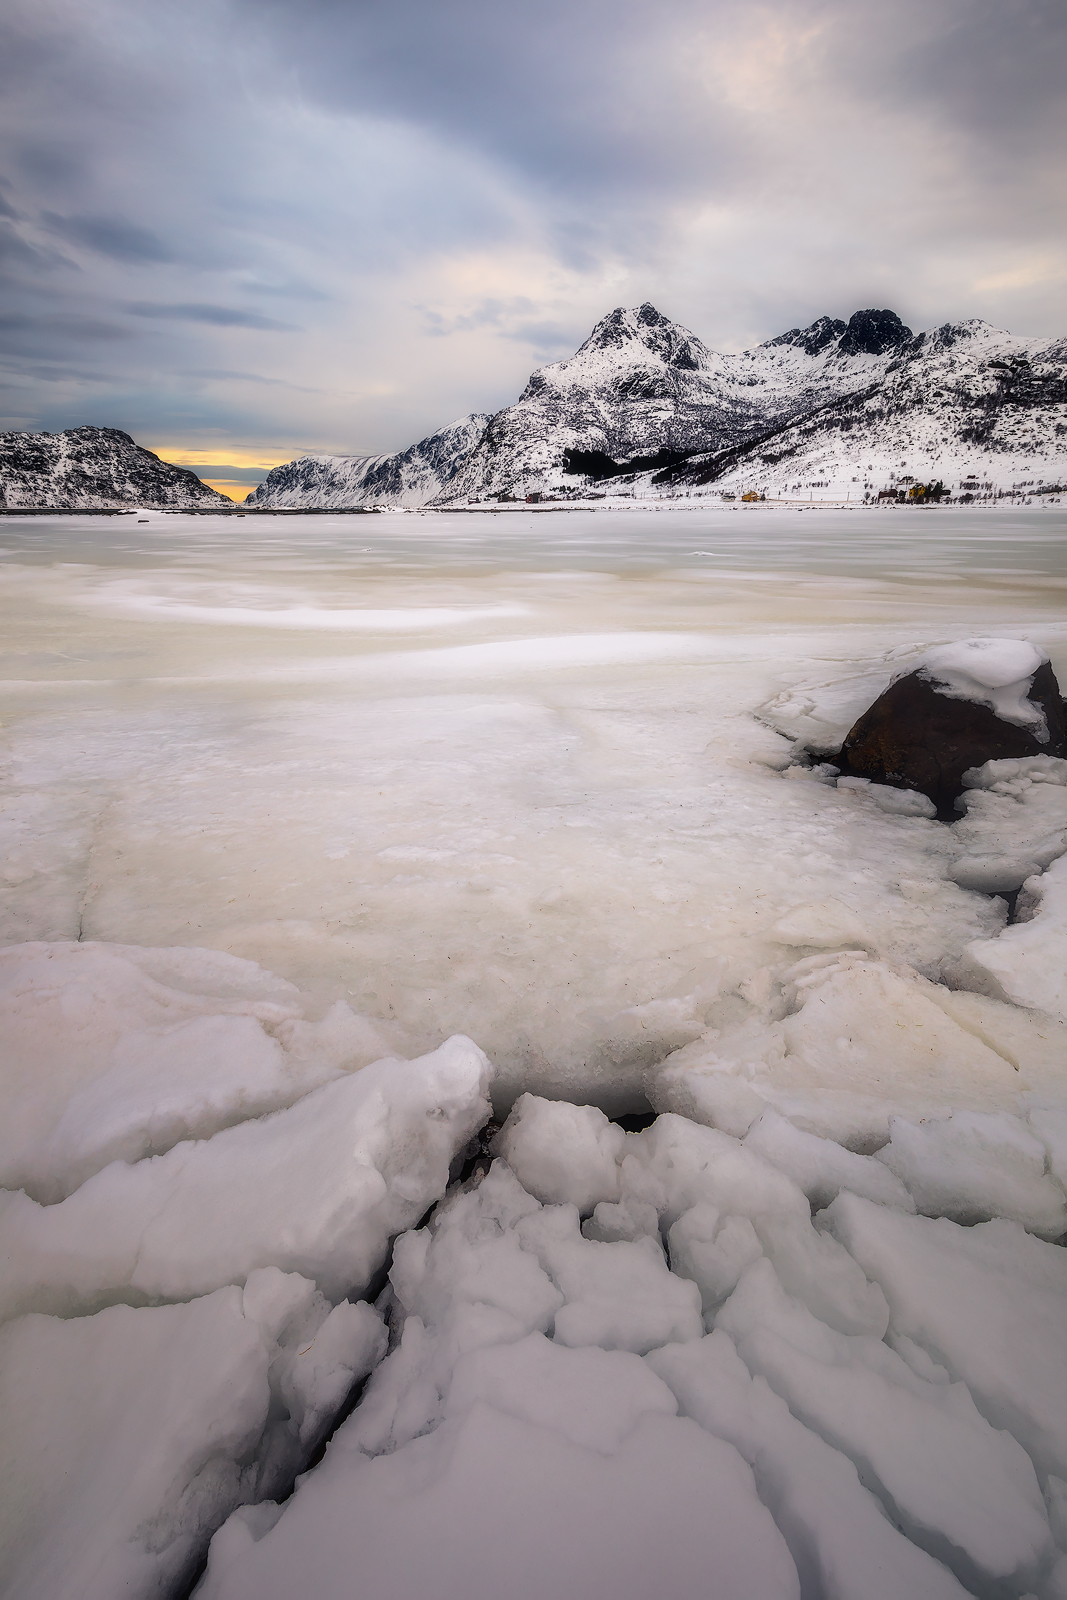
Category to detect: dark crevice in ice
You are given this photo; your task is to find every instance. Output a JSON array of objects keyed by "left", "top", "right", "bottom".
[
  {"left": 173, "top": 1128, "right": 499, "bottom": 1600},
  {"left": 611, "top": 1106, "right": 658, "bottom": 1133}
]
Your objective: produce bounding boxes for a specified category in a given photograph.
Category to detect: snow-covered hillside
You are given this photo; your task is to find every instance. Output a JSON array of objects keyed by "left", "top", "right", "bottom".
[
  {"left": 248, "top": 304, "right": 1067, "bottom": 507},
  {"left": 0, "top": 427, "right": 230, "bottom": 510},
  {"left": 247, "top": 413, "right": 489, "bottom": 509}
]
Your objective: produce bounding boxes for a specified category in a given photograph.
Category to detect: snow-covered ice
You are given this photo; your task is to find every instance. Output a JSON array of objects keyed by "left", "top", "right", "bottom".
[{"left": 2, "top": 507, "right": 1067, "bottom": 1599}]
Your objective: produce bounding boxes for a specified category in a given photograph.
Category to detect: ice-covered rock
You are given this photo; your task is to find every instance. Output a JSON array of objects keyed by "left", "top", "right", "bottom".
[
  {"left": 874, "top": 1110, "right": 1067, "bottom": 1236},
  {"left": 0, "top": 1273, "right": 384, "bottom": 1600},
  {"left": 0, "top": 1036, "right": 493, "bottom": 1321},
  {"left": 840, "top": 639, "right": 1066, "bottom": 813}
]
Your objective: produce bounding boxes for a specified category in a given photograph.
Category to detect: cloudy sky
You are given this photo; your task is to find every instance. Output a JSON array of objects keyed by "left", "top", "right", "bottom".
[{"left": 1, "top": 0, "right": 1064, "bottom": 496}]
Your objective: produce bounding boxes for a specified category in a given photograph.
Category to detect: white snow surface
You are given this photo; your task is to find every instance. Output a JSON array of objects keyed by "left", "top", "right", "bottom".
[
  {"left": 3, "top": 509, "right": 1067, "bottom": 1599},
  {"left": 917, "top": 638, "right": 1050, "bottom": 734},
  {"left": 197, "top": 1114, "right": 1067, "bottom": 1600}
]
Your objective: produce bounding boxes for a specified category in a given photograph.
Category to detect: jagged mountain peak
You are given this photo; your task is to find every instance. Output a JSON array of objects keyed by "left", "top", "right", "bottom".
[
  {"left": 836, "top": 308, "right": 913, "bottom": 357},
  {"left": 573, "top": 302, "right": 712, "bottom": 372},
  {"left": 763, "top": 316, "right": 848, "bottom": 356}
]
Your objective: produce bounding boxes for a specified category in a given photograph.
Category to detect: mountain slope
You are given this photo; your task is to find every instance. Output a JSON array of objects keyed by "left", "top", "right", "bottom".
[
  {"left": 438, "top": 305, "right": 1067, "bottom": 502},
  {"left": 247, "top": 413, "right": 489, "bottom": 509},
  {"left": 0, "top": 427, "right": 230, "bottom": 510}
]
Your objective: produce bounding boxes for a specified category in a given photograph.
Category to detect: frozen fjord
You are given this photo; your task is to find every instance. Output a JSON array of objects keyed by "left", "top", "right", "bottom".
[{"left": 3, "top": 504, "right": 1067, "bottom": 1600}]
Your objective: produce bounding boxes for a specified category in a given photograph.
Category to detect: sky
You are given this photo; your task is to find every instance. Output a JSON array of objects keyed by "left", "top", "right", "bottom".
[{"left": 1, "top": 0, "right": 1065, "bottom": 499}]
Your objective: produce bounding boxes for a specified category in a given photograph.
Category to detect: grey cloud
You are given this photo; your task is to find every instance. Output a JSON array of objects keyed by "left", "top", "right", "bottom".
[
  {"left": 126, "top": 303, "right": 298, "bottom": 330},
  {"left": 43, "top": 212, "right": 175, "bottom": 263},
  {"left": 0, "top": 311, "right": 133, "bottom": 342}
]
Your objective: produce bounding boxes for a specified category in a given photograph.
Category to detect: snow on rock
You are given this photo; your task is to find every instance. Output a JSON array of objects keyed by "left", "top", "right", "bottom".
[
  {"left": 716, "top": 1257, "right": 1054, "bottom": 1591},
  {"left": 648, "top": 1332, "right": 973, "bottom": 1600},
  {"left": 920, "top": 640, "right": 1053, "bottom": 734},
  {"left": 840, "top": 640, "right": 1066, "bottom": 813},
  {"left": 0, "top": 1273, "right": 384, "bottom": 1600},
  {"left": 874, "top": 1110, "right": 1067, "bottom": 1236},
  {"left": 0, "top": 940, "right": 405, "bottom": 1203},
  {"left": 964, "top": 854, "right": 1067, "bottom": 1019},
  {"left": 0, "top": 1035, "right": 493, "bottom": 1321},
  {"left": 826, "top": 1191, "right": 1067, "bottom": 1482}
]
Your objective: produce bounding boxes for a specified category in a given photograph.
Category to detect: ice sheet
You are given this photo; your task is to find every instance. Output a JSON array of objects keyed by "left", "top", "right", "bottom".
[{"left": 2, "top": 509, "right": 1066, "bottom": 1114}]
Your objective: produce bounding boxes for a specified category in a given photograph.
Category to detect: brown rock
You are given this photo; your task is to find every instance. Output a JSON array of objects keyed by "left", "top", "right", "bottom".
[{"left": 840, "top": 660, "right": 1067, "bottom": 815}]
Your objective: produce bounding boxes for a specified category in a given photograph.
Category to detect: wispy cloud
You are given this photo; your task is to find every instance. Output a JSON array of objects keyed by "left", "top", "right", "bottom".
[{"left": 127, "top": 303, "right": 298, "bottom": 330}]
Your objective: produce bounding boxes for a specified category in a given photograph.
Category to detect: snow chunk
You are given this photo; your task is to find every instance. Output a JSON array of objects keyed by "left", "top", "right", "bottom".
[
  {"left": 649, "top": 1332, "right": 972, "bottom": 1600},
  {"left": 950, "top": 755, "right": 1067, "bottom": 894},
  {"left": 197, "top": 1405, "right": 799, "bottom": 1600},
  {"left": 716, "top": 1258, "right": 1052, "bottom": 1589},
  {"left": 917, "top": 638, "right": 1050, "bottom": 736},
  {"left": 667, "top": 1204, "right": 764, "bottom": 1314},
  {"left": 492, "top": 1093, "right": 624, "bottom": 1212},
  {"left": 624, "top": 1112, "right": 811, "bottom": 1228},
  {"left": 0, "top": 1279, "right": 384, "bottom": 1600},
  {"left": 517, "top": 1203, "right": 704, "bottom": 1353},
  {"left": 964, "top": 854, "right": 1067, "bottom": 1018},
  {"left": 0, "top": 941, "right": 402, "bottom": 1203},
  {"left": 826, "top": 1191, "right": 1067, "bottom": 1482},
  {"left": 875, "top": 1110, "right": 1067, "bottom": 1237},
  {"left": 743, "top": 1107, "right": 915, "bottom": 1211},
  {"left": 444, "top": 1331, "right": 679, "bottom": 1454},
  {"left": 652, "top": 957, "right": 1023, "bottom": 1151},
  {"left": 0, "top": 1036, "right": 493, "bottom": 1321}
]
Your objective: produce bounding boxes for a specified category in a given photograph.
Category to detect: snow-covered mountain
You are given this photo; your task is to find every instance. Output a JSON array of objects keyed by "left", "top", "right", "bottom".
[
  {"left": 0, "top": 427, "right": 230, "bottom": 510},
  {"left": 251, "top": 304, "right": 1067, "bottom": 508},
  {"left": 247, "top": 413, "right": 489, "bottom": 509},
  {"left": 441, "top": 303, "right": 1067, "bottom": 503}
]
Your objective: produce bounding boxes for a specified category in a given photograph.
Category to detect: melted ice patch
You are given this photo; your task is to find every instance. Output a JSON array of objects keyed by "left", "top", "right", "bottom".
[{"left": 916, "top": 638, "right": 1049, "bottom": 736}]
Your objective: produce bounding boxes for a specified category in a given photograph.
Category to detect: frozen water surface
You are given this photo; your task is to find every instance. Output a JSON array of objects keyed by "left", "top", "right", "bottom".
[
  {"left": 3, "top": 505, "right": 1067, "bottom": 1109},
  {"left": 2, "top": 505, "right": 1067, "bottom": 1600}
]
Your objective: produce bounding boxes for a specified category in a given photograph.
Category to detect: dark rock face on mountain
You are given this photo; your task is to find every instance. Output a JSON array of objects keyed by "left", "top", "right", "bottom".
[
  {"left": 840, "top": 645, "right": 1067, "bottom": 815},
  {"left": 0, "top": 427, "right": 230, "bottom": 510},
  {"left": 247, "top": 414, "right": 489, "bottom": 509}
]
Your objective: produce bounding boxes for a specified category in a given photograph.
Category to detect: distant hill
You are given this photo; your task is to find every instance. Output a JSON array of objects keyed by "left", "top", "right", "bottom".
[
  {"left": 246, "top": 413, "right": 488, "bottom": 510},
  {"left": 252, "top": 304, "right": 1067, "bottom": 507},
  {"left": 0, "top": 427, "right": 230, "bottom": 510}
]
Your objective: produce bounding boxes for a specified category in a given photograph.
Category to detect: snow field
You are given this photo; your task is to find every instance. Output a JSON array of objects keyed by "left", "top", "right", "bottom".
[{"left": 199, "top": 1094, "right": 1067, "bottom": 1600}]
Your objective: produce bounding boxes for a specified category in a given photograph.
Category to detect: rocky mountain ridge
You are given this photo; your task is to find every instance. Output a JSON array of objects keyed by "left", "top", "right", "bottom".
[
  {"left": 0, "top": 427, "right": 229, "bottom": 510},
  {"left": 246, "top": 413, "right": 488, "bottom": 510},
  {"left": 251, "top": 303, "right": 1067, "bottom": 508}
]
